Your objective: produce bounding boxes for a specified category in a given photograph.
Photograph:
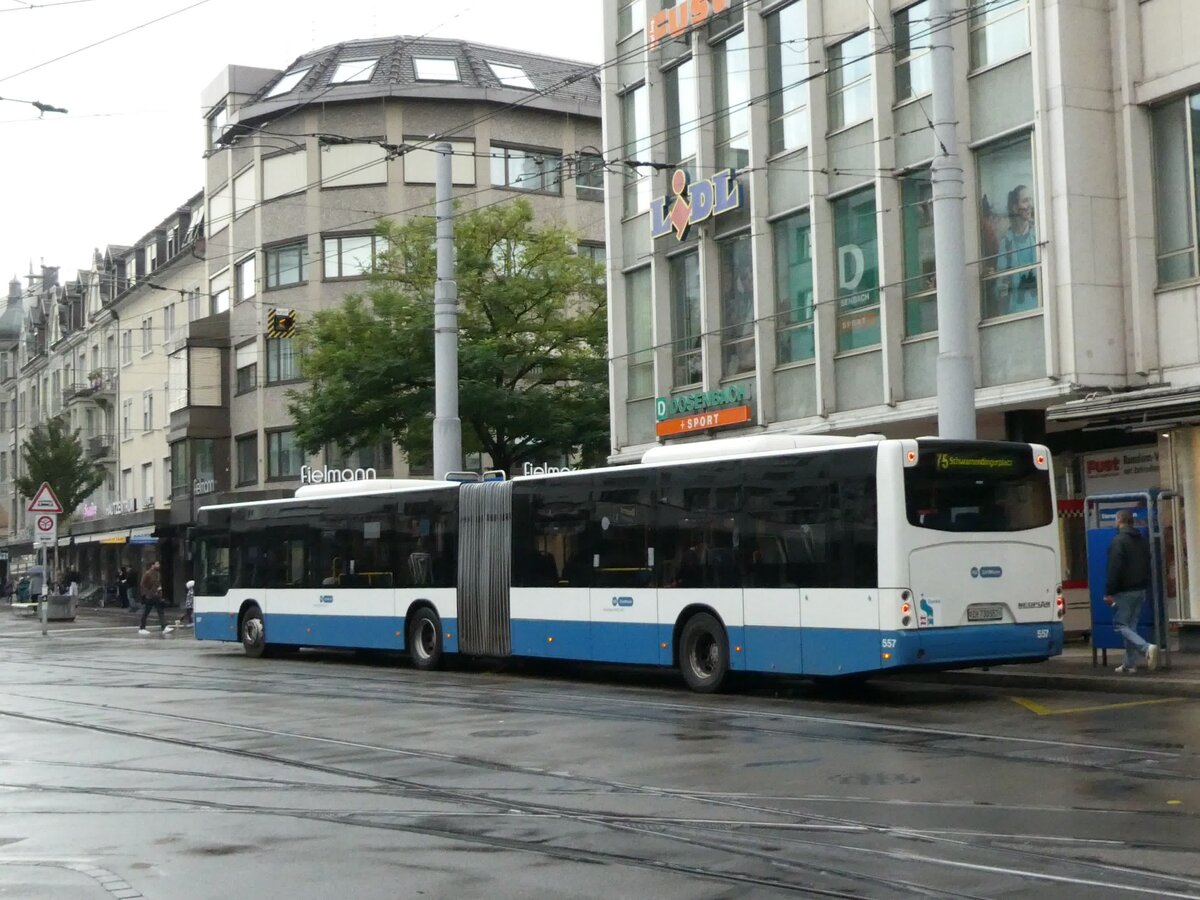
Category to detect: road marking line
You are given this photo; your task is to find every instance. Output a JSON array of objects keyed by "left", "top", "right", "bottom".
[{"left": 1011, "top": 696, "right": 1185, "bottom": 716}]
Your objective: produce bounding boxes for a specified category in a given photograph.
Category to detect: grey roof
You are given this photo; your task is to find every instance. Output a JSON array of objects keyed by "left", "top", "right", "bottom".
[
  {"left": 243, "top": 36, "right": 600, "bottom": 118},
  {"left": 0, "top": 290, "right": 22, "bottom": 341}
]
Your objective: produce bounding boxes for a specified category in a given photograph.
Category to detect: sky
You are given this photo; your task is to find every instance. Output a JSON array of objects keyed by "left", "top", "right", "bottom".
[{"left": 0, "top": 0, "right": 604, "bottom": 288}]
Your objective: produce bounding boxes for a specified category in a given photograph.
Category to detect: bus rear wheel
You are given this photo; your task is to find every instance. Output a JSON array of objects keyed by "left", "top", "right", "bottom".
[
  {"left": 679, "top": 612, "right": 728, "bottom": 693},
  {"left": 407, "top": 608, "right": 443, "bottom": 671},
  {"left": 240, "top": 604, "right": 266, "bottom": 659}
]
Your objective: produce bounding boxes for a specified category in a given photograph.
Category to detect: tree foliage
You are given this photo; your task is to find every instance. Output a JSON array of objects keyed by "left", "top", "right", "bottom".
[
  {"left": 289, "top": 200, "right": 609, "bottom": 474},
  {"left": 16, "top": 416, "right": 106, "bottom": 521}
]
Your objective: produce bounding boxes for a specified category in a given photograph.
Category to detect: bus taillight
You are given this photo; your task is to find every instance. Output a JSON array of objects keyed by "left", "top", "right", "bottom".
[
  {"left": 1055, "top": 586, "right": 1065, "bottom": 619},
  {"left": 901, "top": 590, "right": 913, "bottom": 626}
]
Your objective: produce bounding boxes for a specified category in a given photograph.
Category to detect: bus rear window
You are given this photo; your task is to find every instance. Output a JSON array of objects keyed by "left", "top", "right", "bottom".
[{"left": 904, "top": 445, "right": 1053, "bottom": 532}]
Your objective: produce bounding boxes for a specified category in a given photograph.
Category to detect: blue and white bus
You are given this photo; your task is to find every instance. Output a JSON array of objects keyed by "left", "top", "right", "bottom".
[{"left": 192, "top": 435, "right": 1064, "bottom": 691}]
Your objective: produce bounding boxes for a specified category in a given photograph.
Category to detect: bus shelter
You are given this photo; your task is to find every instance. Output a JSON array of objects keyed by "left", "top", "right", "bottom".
[{"left": 1084, "top": 491, "right": 1172, "bottom": 669}]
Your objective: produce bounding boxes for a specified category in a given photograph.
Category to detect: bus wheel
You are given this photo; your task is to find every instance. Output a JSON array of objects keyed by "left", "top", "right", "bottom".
[
  {"left": 240, "top": 604, "right": 266, "bottom": 659},
  {"left": 679, "top": 612, "right": 728, "bottom": 693},
  {"left": 407, "top": 608, "right": 443, "bottom": 671}
]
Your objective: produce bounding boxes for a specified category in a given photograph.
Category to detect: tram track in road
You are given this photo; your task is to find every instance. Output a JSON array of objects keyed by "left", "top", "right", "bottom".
[
  {"left": 4, "top": 648, "right": 1194, "bottom": 791},
  {"left": 2, "top": 692, "right": 1199, "bottom": 898}
]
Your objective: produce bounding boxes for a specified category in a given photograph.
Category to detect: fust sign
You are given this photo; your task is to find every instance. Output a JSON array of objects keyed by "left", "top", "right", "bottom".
[
  {"left": 648, "top": 0, "right": 732, "bottom": 49},
  {"left": 651, "top": 169, "right": 742, "bottom": 241}
]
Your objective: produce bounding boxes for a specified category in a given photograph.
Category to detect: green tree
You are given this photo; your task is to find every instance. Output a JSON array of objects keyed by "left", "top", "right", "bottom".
[
  {"left": 16, "top": 416, "right": 106, "bottom": 520},
  {"left": 289, "top": 200, "right": 609, "bottom": 474}
]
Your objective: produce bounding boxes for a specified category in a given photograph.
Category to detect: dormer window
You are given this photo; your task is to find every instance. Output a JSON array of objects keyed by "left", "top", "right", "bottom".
[
  {"left": 487, "top": 61, "right": 535, "bottom": 90},
  {"left": 330, "top": 58, "right": 378, "bottom": 84},
  {"left": 414, "top": 57, "right": 460, "bottom": 82},
  {"left": 266, "top": 67, "right": 311, "bottom": 98}
]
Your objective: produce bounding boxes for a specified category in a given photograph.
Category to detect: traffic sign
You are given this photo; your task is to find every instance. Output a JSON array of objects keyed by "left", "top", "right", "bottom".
[
  {"left": 27, "top": 482, "right": 63, "bottom": 514},
  {"left": 34, "top": 512, "right": 57, "bottom": 544}
]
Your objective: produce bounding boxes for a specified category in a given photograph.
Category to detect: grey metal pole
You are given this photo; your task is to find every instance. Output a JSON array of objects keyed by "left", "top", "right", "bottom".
[
  {"left": 40, "top": 543, "right": 47, "bottom": 636},
  {"left": 930, "top": 0, "right": 976, "bottom": 440},
  {"left": 432, "top": 142, "right": 462, "bottom": 480}
]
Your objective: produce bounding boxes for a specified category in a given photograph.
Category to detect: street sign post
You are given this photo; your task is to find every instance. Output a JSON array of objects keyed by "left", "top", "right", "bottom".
[{"left": 27, "top": 483, "right": 62, "bottom": 637}]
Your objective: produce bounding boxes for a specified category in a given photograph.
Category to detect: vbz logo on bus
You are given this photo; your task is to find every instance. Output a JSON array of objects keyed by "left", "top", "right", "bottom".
[{"left": 611, "top": 596, "right": 634, "bottom": 608}]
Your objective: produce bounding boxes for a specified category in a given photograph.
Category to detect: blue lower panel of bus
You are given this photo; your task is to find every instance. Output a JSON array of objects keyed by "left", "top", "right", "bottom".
[
  {"left": 881, "top": 622, "right": 1064, "bottom": 670},
  {"left": 267, "top": 614, "right": 405, "bottom": 651}
]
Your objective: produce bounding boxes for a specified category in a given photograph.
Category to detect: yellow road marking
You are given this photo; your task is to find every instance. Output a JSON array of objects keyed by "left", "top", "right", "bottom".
[{"left": 1010, "top": 696, "right": 1185, "bottom": 716}]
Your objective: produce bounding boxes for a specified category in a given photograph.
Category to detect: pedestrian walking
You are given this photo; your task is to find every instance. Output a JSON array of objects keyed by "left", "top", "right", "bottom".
[
  {"left": 138, "top": 561, "right": 173, "bottom": 636},
  {"left": 181, "top": 579, "right": 195, "bottom": 627},
  {"left": 1104, "top": 509, "right": 1159, "bottom": 673}
]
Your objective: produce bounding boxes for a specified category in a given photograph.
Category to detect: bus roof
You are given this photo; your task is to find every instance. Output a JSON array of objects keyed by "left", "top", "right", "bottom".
[
  {"left": 197, "top": 478, "right": 459, "bottom": 514},
  {"left": 639, "top": 433, "right": 884, "bottom": 465}
]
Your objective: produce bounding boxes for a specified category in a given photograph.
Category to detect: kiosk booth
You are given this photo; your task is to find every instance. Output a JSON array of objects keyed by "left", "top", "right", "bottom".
[{"left": 1084, "top": 491, "right": 1172, "bottom": 668}]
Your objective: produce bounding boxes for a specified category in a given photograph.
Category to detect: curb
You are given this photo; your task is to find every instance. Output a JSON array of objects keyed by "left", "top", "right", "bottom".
[{"left": 891, "top": 669, "right": 1200, "bottom": 698}]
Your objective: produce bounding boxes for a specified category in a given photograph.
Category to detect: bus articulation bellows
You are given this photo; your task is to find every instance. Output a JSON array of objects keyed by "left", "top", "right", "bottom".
[{"left": 191, "top": 435, "right": 1064, "bottom": 692}]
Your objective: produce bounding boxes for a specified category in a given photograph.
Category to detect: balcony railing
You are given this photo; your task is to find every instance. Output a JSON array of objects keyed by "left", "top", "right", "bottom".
[
  {"left": 87, "top": 432, "right": 115, "bottom": 461},
  {"left": 65, "top": 368, "right": 117, "bottom": 403}
]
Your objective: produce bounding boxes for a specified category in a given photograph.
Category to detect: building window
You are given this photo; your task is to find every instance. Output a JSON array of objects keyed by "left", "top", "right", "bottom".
[
  {"left": 490, "top": 145, "right": 563, "bottom": 194},
  {"left": 233, "top": 166, "right": 256, "bottom": 219},
  {"left": 833, "top": 187, "right": 880, "bottom": 351},
  {"left": 236, "top": 433, "right": 258, "bottom": 485},
  {"left": 901, "top": 169, "right": 937, "bottom": 336},
  {"left": 324, "top": 234, "right": 387, "bottom": 279},
  {"left": 235, "top": 342, "right": 257, "bottom": 394},
  {"left": 170, "top": 441, "right": 189, "bottom": 497},
  {"left": 265, "top": 241, "right": 308, "bottom": 288},
  {"left": 122, "top": 468, "right": 132, "bottom": 503},
  {"left": 486, "top": 60, "right": 534, "bottom": 90},
  {"left": 665, "top": 58, "right": 698, "bottom": 174},
  {"left": 142, "top": 462, "right": 154, "bottom": 507},
  {"left": 121, "top": 398, "right": 132, "bottom": 440},
  {"left": 977, "top": 134, "right": 1039, "bottom": 318},
  {"left": 713, "top": 30, "right": 751, "bottom": 172},
  {"left": 267, "top": 430, "right": 303, "bottom": 479},
  {"left": 327, "top": 440, "right": 393, "bottom": 473},
  {"left": 142, "top": 390, "right": 154, "bottom": 432},
  {"left": 403, "top": 140, "right": 475, "bottom": 185},
  {"left": 121, "top": 330, "right": 132, "bottom": 366},
  {"left": 236, "top": 255, "right": 256, "bottom": 303},
  {"left": 767, "top": 1, "right": 809, "bottom": 155},
  {"left": 329, "top": 58, "right": 378, "bottom": 84},
  {"left": 774, "top": 211, "right": 814, "bottom": 364},
  {"left": 969, "top": 0, "right": 1029, "bottom": 70},
  {"left": 141, "top": 317, "right": 152, "bottom": 354},
  {"left": 266, "top": 337, "right": 300, "bottom": 384},
  {"left": 622, "top": 86, "right": 650, "bottom": 217},
  {"left": 163, "top": 301, "right": 176, "bottom": 345},
  {"left": 617, "top": 0, "right": 645, "bottom": 38},
  {"left": 626, "top": 268, "right": 653, "bottom": 399},
  {"left": 828, "top": 31, "right": 873, "bottom": 131},
  {"left": 266, "top": 67, "right": 310, "bottom": 98},
  {"left": 106, "top": 335, "right": 115, "bottom": 368},
  {"left": 895, "top": 1, "right": 933, "bottom": 102},
  {"left": 719, "top": 233, "right": 755, "bottom": 377},
  {"left": 413, "top": 57, "right": 459, "bottom": 81},
  {"left": 1152, "top": 96, "right": 1200, "bottom": 285},
  {"left": 576, "top": 152, "right": 605, "bottom": 201},
  {"left": 207, "top": 104, "right": 227, "bottom": 150},
  {"left": 670, "top": 251, "right": 702, "bottom": 387},
  {"left": 578, "top": 243, "right": 606, "bottom": 282}
]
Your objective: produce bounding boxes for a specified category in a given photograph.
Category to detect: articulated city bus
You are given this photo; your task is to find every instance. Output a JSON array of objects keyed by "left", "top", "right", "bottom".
[{"left": 191, "top": 435, "right": 1064, "bottom": 692}]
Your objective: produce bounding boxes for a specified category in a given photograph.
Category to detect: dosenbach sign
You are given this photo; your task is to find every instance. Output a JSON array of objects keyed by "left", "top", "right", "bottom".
[
  {"left": 655, "top": 385, "right": 752, "bottom": 437},
  {"left": 648, "top": 0, "right": 732, "bottom": 49}
]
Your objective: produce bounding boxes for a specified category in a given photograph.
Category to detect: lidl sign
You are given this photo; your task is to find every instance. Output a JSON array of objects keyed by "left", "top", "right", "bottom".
[{"left": 650, "top": 169, "right": 742, "bottom": 241}]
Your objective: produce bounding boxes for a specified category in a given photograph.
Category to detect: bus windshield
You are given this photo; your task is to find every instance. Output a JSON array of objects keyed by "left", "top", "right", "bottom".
[{"left": 904, "top": 442, "right": 1053, "bottom": 532}]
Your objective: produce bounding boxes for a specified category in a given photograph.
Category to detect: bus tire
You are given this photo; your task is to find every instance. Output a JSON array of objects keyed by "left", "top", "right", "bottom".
[
  {"left": 240, "top": 604, "right": 266, "bottom": 659},
  {"left": 679, "top": 612, "right": 728, "bottom": 693},
  {"left": 407, "top": 608, "right": 443, "bottom": 671}
]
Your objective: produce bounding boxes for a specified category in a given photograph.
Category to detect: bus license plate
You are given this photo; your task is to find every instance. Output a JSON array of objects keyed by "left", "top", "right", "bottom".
[{"left": 967, "top": 605, "right": 1004, "bottom": 622}]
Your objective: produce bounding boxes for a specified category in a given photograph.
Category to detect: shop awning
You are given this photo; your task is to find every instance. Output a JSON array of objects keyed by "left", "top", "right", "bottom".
[
  {"left": 1047, "top": 385, "right": 1200, "bottom": 432},
  {"left": 72, "top": 528, "right": 130, "bottom": 545},
  {"left": 128, "top": 526, "right": 158, "bottom": 545}
]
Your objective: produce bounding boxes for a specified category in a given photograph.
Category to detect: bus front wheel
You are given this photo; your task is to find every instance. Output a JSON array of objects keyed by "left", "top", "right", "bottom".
[
  {"left": 407, "top": 608, "right": 443, "bottom": 671},
  {"left": 240, "top": 604, "right": 266, "bottom": 659},
  {"left": 679, "top": 612, "right": 729, "bottom": 693}
]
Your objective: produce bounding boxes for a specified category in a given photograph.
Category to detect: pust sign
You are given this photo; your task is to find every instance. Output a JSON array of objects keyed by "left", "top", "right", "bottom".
[{"left": 648, "top": 0, "right": 732, "bottom": 49}]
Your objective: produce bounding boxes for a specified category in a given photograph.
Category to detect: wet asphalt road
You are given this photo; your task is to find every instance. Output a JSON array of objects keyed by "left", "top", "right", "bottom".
[{"left": 0, "top": 622, "right": 1198, "bottom": 899}]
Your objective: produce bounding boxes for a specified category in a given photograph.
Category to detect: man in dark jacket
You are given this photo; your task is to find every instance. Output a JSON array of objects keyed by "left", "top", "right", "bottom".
[{"left": 1104, "top": 510, "right": 1159, "bottom": 673}]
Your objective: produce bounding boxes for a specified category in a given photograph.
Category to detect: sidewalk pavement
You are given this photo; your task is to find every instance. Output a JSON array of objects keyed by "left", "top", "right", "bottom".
[{"left": 899, "top": 641, "right": 1200, "bottom": 698}]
